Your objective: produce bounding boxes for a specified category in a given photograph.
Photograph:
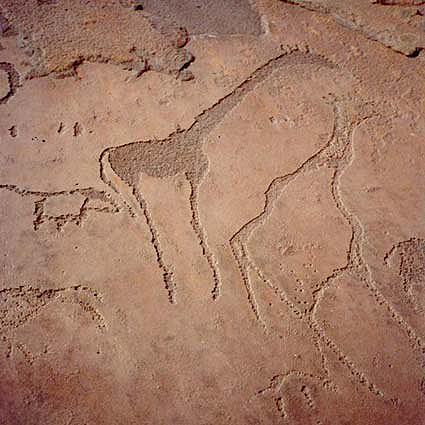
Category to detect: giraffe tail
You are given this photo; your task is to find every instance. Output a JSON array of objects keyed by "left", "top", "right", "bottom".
[
  {"left": 99, "top": 148, "right": 115, "bottom": 190},
  {"left": 99, "top": 147, "right": 136, "bottom": 217}
]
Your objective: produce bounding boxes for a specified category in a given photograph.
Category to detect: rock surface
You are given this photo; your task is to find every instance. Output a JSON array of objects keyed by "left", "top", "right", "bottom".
[
  {"left": 0, "top": 0, "right": 425, "bottom": 424},
  {"left": 141, "top": 0, "right": 263, "bottom": 36},
  {"left": 1, "top": 0, "right": 194, "bottom": 79},
  {"left": 281, "top": 0, "right": 425, "bottom": 55}
]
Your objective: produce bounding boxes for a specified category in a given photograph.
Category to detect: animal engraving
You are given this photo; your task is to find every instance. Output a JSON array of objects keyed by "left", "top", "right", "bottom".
[
  {"left": 100, "top": 46, "right": 332, "bottom": 304},
  {"left": 0, "top": 185, "right": 120, "bottom": 231},
  {"left": 0, "top": 285, "right": 105, "bottom": 363}
]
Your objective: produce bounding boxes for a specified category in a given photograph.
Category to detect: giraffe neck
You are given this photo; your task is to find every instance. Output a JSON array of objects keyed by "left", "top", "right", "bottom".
[{"left": 188, "top": 47, "right": 334, "bottom": 141}]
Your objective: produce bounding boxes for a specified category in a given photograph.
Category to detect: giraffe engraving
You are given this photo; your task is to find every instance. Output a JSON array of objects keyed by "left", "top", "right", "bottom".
[{"left": 99, "top": 46, "right": 335, "bottom": 303}]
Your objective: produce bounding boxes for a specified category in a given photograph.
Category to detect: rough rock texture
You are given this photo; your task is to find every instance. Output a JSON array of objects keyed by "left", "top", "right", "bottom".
[
  {"left": 373, "top": 0, "right": 425, "bottom": 5},
  {"left": 0, "top": 0, "right": 425, "bottom": 424},
  {"left": 281, "top": 0, "right": 425, "bottom": 55},
  {"left": 140, "top": 0, "right": 263, "bottom": 35},
  {"left": 0, "top": 0, "right": 194, "bottom": 79}
]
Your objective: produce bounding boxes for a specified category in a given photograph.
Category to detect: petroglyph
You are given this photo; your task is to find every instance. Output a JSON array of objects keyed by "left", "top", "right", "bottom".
[
  {"left": 0, "top": 184, "right": 120, "bottom": 231},
  {"left": 8, "top": 125, "right": 17, "bottom": 137},
  {"left": 0, "top": 62, "right": 20, "bottom": 105},
  {"left": 73, "top": 122, "right": 82, "bottom": 137},
  {"left": 0, "top": 0, "right": 424, "bottom": 422},
  {"left": 258, "top": 371, "right": 337, "bottom": 423},
  {"left": 231, "top": 90, "right": 425, "bottom": 418},
  {"left": 0, "top": 285, "right": 105, "bottom": 363},
  {"left": 1, "top": 44, "right": 419, "bottom": 422},
  {"left": 385, "top": 237, "right": 425, "bottom": 313},
  {"left": 96, "top": 49, "right": 406, "bottom": 419},
  {"left": 100, "top": 46, "right": 334, "bottom": 304}
]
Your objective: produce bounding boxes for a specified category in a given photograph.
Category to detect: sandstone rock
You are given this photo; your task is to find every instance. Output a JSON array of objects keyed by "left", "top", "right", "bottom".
[
  {"left": 281, "top": 0, "right": 425, "bottom": 55},
  {"left": 0, "top": 0, "right": 425, "bottom": 423},
  {"left": 0, "top": 0, "right": 194, "bottom": 79},
  {"left": 373, "top": 0, "right": 425, "bottom": 5}
]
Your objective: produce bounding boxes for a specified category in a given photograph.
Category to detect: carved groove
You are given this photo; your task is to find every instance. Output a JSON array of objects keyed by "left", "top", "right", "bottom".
[
  {"left": 385, "top": 237, "right": 425, "bottom": 315},
  {"left": 0, "top": 62, "right": 20, "bottom": 105},
  {"left": 0, "top": 285, "right": 106, "bottom": 363},
  {"left": 231, "top": 88, "right": 425, "bottom": 418},
  {"left": 230, "top": 97, "right": 386, "bottom": 414},
  {"left": 100, "top": 45, "right": 333, "bottom": 303},
  {"left": 0, "top": 184, "right": 120, "bottom": 231}
]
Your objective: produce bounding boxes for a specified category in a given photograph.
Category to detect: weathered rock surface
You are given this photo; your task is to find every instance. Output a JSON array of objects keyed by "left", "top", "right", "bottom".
[
  {"left": 281, "top": 0, "right": 425, "bottom": 55},
  {"left": 141, "top": 0, "right": 263, "bottom": 36},
  {"left": 0, "top": 0, "right": 194, "bottom": 79},
  {"left": 373, "top": 0, "right": 425, "bottom": 5},
  {"left": 0, "top": 0, "right": 425, "bottom": 424}
]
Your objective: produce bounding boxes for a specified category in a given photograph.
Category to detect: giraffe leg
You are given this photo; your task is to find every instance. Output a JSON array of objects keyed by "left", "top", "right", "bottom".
[
  {"left": 132, "top": 185, "right": 177, "bottom": 304},
  {"left": 229, "top": 235, "right": 266, "bottom": 328},
  {"left": 187, "top": 176, "right": 223, "bottom": 300},
  {"left": 100, "top": 149, "right": 177, "bottom": 303}
]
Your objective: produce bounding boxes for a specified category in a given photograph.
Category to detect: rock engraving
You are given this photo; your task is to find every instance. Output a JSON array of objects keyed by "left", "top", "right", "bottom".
[
  {"left": 231, "top": 93, "right": 425, "bottom": 419},
  {"left": 100, "top": 46, "right": 333, "bottom": 304},
  {"left": 0, "top": 185, "right": 120, "bottom": 231},
  {"left": 258, "top": 371, "right": 337, "bottom": 422},
  {"left": 385, "top": 237, "right": 425, "bottom": 314},
  {"left": 0, "top": 62, "right": 20, "bottom": 105},
  {"left": 0, "top": 285, "right": 105, "bottom": 363}
]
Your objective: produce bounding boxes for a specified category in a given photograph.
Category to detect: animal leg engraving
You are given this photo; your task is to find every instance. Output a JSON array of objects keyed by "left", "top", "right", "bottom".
[
  {"left": 229, "top": 236, "right": 266, "bottom": 328},
  {"left": 100, "top": 46, "right": 336, "bottom": 302},
  {"left": 232, "top": 96, "right": 391, "bottom": 406},
  {"left": 187, "top": 175, "right": 222, "bottom": 299},
  {"left": 258, "top": 371, "right": 337, "bottom": 424},
  {"left": 132, "top": 185, "right": 177, "bottom": 304}
]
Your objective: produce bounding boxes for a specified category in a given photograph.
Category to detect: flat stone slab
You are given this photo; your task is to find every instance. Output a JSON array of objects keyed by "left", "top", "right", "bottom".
[
  {"left": 0, "top": 1, "right": 424, "bottom": 424},
  {"left": 141, "top": 0, "right": 263, "bottom": 35}
]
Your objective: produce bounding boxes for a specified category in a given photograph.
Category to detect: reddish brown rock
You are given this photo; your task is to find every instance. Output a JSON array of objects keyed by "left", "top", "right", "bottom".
[
  {"left": 373, "top": 0, "right": 425, "bottom": 5},
  {"left": 0, "top": 0, "right": 194, "bottom": 79},
  {"left": 0, "top": 0, "right": 425, "bottom": 423}
]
